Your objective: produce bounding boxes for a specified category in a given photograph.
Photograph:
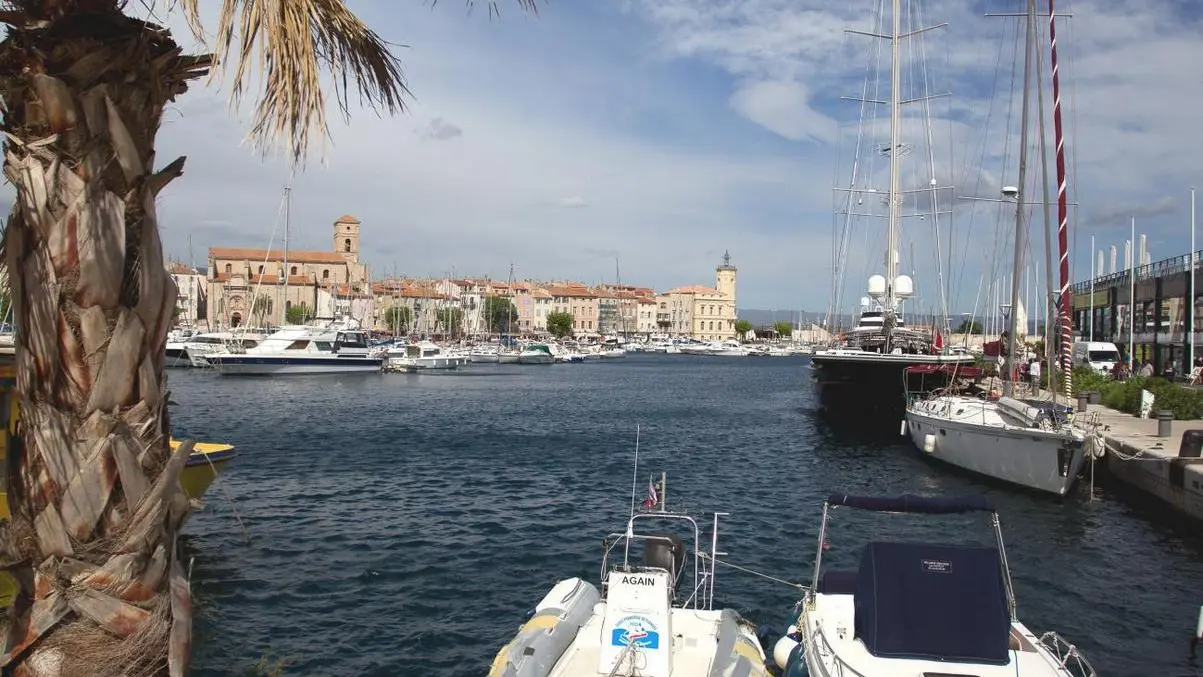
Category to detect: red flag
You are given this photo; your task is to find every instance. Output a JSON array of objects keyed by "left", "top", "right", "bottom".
[
  {"left": 640, "top": 478, "right": 658, "bottom": 509},
  {"left": 933, "top": 327, "right": 944, "bottom": 351}
]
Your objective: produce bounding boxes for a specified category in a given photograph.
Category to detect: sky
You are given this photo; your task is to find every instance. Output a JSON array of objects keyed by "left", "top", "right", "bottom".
[{"left": 48, "top": 0, "right": 1203, "bottom": 312}]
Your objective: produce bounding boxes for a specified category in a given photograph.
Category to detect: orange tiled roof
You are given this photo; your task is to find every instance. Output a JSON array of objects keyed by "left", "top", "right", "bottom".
[
  {"left": 335, "top": 214, "right": 361, "bottom": 224},
  {"left": 209, "top": 247, "right": 348, "bottom": 265},
  {"left": 665, "top": 285, "right": 722, "bottom": 295},
  {"left": 531, "top": 289, "right": 553, "bottom": 299},
  {"left": 546, "top": 286, "right": 596, "bottom": 298}
]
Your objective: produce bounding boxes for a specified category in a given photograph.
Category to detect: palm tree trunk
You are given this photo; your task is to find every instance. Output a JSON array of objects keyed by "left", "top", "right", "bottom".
[{"left": 0, "top": 7, "right": 208, "bottom": 675}]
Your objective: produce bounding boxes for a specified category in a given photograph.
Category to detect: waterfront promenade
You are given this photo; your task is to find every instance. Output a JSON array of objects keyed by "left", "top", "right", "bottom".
[{"left": 1073, "top": 400, "right": 1203, "bottom": 522}]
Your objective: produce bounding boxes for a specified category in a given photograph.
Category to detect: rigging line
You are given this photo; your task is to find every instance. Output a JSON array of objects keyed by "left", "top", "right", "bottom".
[
  {"left": 694, "top": 552, "right": 808, "bottom": 591},
  {"left": 914, "top": 0, "right": 950, "bottom": 330},
  {"left": 832, "top": 0, "right": 886, "bottom": 331}
]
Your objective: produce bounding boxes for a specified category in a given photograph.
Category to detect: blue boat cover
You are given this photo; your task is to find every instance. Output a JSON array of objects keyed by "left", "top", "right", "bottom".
[
  {"left": 827, "top": 494, "right": 995, "bottom": 514},
  {"left": 853, "top": 541, "right": 1011, "bottom": 664}
]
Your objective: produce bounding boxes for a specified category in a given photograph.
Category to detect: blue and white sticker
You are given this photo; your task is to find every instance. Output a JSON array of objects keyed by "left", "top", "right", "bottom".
[{"left": 610, "top": 615, "right": 660, "bottom": 650}]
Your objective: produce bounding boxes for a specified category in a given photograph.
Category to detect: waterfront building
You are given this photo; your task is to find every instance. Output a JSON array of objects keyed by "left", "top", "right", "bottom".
[
  {"left": 168, "top": 261, "right": 207, "bottom": 328},
  {"left": 654, "top": 252, "right": 738, "bottom": 340},
  {"left": 635, "top": 296, "right": 658, "bottom": 335},
  {"left": 547, "top": 283, "right": 600, "bottom": 334},
  {"left": 1070, "top": 249, "right": 1200, "bottom": 372},
  {"left": 206, "top": 215, "right": 369, "bottom": 328},
  {"left": 371, "top": 279, "right": 451, "bottom": 335}
]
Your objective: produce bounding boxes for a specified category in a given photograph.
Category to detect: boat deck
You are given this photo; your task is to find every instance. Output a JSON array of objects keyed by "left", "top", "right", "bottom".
[
  {"left": 808, "top": 594, "right": 1077, "bottom": 676},
  {"left": 549, "top": 607, "right": 747, "bottom": 677}
]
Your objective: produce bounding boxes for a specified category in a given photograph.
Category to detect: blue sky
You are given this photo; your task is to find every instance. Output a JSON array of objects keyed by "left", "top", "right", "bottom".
[{"left": 111, "top": 0, "right": 1203, "bottom": 313}]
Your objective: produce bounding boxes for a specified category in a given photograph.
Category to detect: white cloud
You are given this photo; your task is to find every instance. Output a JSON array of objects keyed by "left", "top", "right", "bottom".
[
  {"left": 730, "top": 80, "right": 836, "bottom": 143},
  {"left": 554, "top": 196, "right": 588, "bottom": 209},
  {"left": 420, "top": 117, "right": 464, "bottom": 141}
]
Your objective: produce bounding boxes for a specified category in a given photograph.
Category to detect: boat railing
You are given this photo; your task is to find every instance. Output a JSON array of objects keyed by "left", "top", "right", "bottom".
[
  {"left": 806, "top": 620, "right": 869, "bottom": 677},
  {"left": 1038, "top": 631, "right": 1098, "bottom": 677},
  {"left": 600, "top": 509, "right": 725, "bottom": 611}
]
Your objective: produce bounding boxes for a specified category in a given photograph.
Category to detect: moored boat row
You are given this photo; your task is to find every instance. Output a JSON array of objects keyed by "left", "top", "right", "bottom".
[{"left": 489, "top": 463, "right": 1096, "bottom": 677}]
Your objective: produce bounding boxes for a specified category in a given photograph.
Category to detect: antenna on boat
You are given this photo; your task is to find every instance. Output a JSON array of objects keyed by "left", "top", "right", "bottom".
[{"left": 628, "top": 424, "right": 641, "bottom": 534}]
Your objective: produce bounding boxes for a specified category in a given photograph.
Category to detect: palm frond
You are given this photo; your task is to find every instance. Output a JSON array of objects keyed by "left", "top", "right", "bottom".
[
  {"left": 450, "top": 1, "right": 541, "bottom": 19},
  {"left": 179, "top": 0, "right": 409, "bottom": 162}
]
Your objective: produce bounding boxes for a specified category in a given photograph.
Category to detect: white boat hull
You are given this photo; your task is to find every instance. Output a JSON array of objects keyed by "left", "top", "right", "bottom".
[
  {"left": 470, "top": 353, "right": 500, "bottom": 363},
  {"left": 518, "top": 353, "right": 555, "bottom": 365},
  {"left": 905, "top": 400, "right": 1088, "bottom": 495},
  {"left": 498, "top": 353, "right": 522, "bottom": 364},
  {"left": 164, "top": 346, "right": 191, "bottom": 368},
  {"left": 209, "top": 356, "right": 383, "bottom": 376}
]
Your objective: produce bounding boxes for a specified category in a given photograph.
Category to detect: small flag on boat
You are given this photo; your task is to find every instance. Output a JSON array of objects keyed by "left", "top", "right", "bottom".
[
  {"left": 641, "top": 477, "right": 658, "bottom": 509},
  {"left": 933, "top": 327, "right": 944, "bottom": 351}
]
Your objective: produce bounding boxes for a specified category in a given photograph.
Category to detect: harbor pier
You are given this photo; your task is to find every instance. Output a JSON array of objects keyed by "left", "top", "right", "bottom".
[{"left": 1075, "top": 402, "right": 1203, "bottom": 521}]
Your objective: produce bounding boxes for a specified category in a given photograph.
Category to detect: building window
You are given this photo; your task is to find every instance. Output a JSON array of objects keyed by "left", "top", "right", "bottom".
[
  {"left": 344, "top": 238, "right": 352, "bottom": 252},
  {"left": 224, "top": 263, "right": 232, "bottom": 274},
  {"left": 258, "top": 265, "right": 265, "bottom": 275},
  {"left": 323, "top": 269, "right": 330, "bottom": 280},
  {"left": 290, "top": 266, "right": 298, "bottom": 276}
]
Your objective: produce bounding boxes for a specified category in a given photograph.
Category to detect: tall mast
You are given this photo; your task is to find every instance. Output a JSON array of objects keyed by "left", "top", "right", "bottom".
[
  {"left": 1004, "top": 0, "right": 1037, "bottom": 396},
  {"left": 1035, "top": 7, "right": 1057, "bottom": 400},
  {"left": 885, "top": 0, "right": 903, "bottom": 324},
  {"left": 282, "top": 185, "right": 291, "bottom": 324},
  {"left": 1048, "top": 0, "right": 1073, "bottom": 397}
]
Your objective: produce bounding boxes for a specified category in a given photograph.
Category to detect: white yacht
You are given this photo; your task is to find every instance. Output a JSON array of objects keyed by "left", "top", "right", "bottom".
[
  {"left": 183, "top": 331, "right": 264, "bottom": 367},
  {"left": 386, "top": 341, "right": 466, "bottom": 370},
  {"left": 207, "top": 322, "right": 381, "bottom": 375},
  {"left": 468, "top": 345, "right": 501, "bottom": 363},
  {"left": 518, "top": 344, "right": 555, "bottom": 365},
  {"left": 777, "top": 494, "right": 1096, "bottom": 677},
  {"left": 490, "top": 474, "right": 768, "bottom": 677},
  {"left": 164, "top": 328, "right": 195, "bottom": 368},
  {"left": 904, "top": 381, "right": 1091, "bottom": 495}
]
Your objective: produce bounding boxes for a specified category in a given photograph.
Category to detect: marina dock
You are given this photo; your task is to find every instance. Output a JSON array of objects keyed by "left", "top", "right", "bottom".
[{"left": 1075, "top": 402, "right": 1203, "bottom": 522}]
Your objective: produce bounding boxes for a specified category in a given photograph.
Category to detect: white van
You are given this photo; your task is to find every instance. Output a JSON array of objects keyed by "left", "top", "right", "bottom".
[{"left": 1072, "top": 341, "right": 1121, "bottom": 374}]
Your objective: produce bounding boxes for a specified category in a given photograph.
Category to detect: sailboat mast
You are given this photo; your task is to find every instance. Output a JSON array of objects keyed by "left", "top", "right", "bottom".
[
  {"left": 885, "top": 0, "right": 903, "bottom": 327},
  {"left": 283, "top": 185, "right": 291, "bottom": 324},
  {"left": 1004, "top": 0, "right": 1037, "bottom": 395},
  {"left": 1048, "top": 0, "right": 1073, "bottom": 396},
  {"left": 1035, "top": 17, "right": 1057, "bottom": 399}
]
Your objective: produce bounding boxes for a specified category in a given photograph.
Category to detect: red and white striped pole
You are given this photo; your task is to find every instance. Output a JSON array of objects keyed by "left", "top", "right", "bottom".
[{"left": 1049, "top": 0, "right": 1073, "bottom": 398}]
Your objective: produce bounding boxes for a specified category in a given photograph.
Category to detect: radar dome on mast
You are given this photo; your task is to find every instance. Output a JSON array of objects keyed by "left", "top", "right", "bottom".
[
  {"left": 867, "top": 275, "right": 887, "bottom": 297},
  {"left": 894, "top": 275, "right": 914, "bottom": 297}
]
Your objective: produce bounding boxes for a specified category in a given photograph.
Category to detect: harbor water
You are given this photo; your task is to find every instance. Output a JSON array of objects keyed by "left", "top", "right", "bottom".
[{"left": 174, "top": 355, "right": 1202, "bottom": 677}]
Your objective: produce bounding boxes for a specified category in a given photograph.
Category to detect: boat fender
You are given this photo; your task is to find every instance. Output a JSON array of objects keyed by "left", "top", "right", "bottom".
[
  {"left": 782, "top": 640, "right": 808, "bottom": 677},
  {"left": 773, "top": 635, "right": 799, "bottom": 670},
  {"left": 923, "top": 434, "right": 937, "bottom": 453},
  {"left": 899, "top": 419, "right": 907, "bottom": 436}
]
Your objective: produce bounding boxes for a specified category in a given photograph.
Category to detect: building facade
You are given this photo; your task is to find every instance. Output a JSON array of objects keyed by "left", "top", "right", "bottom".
[
  {"left": 168, "top": 262, "right": 207, "bottom": 328},
  {"left": 207, "top": 215, "right": 369, "bottom": 328},
  {"left": 1070, "top": 249, "right": 1202, "bottom": 373},
  {"left": 654, "top": 253, "right": 738, "bottom": 340}
]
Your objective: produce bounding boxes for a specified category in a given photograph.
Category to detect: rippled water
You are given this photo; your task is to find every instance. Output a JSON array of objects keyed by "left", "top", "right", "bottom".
[{"left": 171, "top": 355, "right": 1202, "bottom": 677}]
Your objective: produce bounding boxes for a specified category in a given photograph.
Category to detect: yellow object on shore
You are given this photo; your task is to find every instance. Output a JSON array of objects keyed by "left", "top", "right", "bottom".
[{"left": 0, "top": 363, "right": 238, "bottom": 606}]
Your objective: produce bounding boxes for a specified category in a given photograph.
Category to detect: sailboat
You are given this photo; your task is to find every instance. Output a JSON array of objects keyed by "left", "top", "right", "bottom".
[
  {"left": 809, "top": 0, "right": 974, "bottom": 429},
  {"left": 902, "top": 0, "right": 1089, "bottom": 496}
]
